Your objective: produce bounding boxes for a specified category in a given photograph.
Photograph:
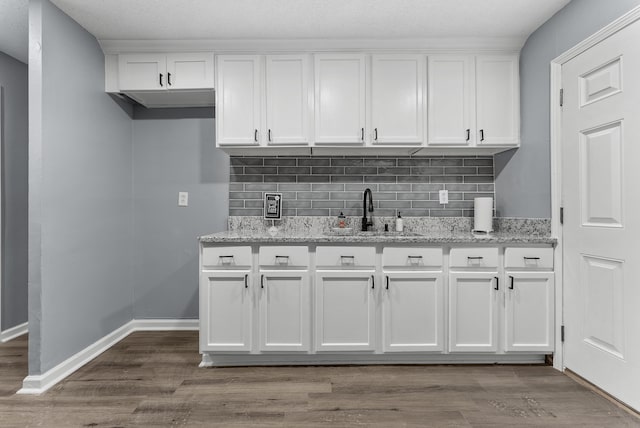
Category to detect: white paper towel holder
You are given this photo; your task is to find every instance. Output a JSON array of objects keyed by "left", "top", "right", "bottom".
[{"left": 473, "top": 197, "right": 494, "bottom": 235}]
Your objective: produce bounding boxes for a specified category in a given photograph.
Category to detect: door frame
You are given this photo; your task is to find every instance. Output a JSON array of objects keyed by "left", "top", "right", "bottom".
[{"left": 549, "top": 5, "right": 640, "bottom": 372}]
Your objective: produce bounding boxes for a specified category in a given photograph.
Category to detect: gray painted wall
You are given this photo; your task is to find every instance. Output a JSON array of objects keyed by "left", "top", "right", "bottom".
[
  {"left": 0, "top": 51, "right": 28, "bottom": 332},
  {"left": 29, "top": 0, "right": 134, "bottom": 374},
  {"left": 495, "top": 0, "right": 640, "bottom": 218},
  {"left": 132, "top": 119, "right": 228, "bottom": 319}
]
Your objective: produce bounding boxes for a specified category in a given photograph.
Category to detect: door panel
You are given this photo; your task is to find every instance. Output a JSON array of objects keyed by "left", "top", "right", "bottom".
[
  {"left": 427, "top": 56, "right": 474, "bottom": 145},
  {"left": 216, "top": 55, "right": 261, "bottom": 146},
  {"left": 371, "top": 55, "right": 424, "bottom": 144},
  {"left": 314, "top": 54, "right": 366, "bottom": 144},
  {"left": 449, "top": 272, "right": 499, "bottom": 352},
  {"left": 265, "top": 55, "right": 310, "bottom": 145},
  {"left": 259, "top": 271, "right": 310, "bottom": 352},
  {"left": 315, "top": 271, "right": 375, "bottom": 351},
  {"left": 166, "top": 53, "right": 214, "bottom": 89},
  {"left": 382, "top": 272, "right": 444, "bottom": 352},
  {"left": 562, "top": 19, "right": 640, "bottom": 411},
  {"left": 505, "top": 272, "right": 554, "bottom": 352},
  {"left": 200, "top": 272, "right": 251, "bottom": 351},
  {"left": 118, "top": 54, "right": 166, "bottom": 91}
]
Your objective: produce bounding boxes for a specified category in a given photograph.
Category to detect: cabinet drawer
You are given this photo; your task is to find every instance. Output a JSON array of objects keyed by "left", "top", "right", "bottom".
[
  {"left": 202, "top": 246, "right": 252, "bottom": 269},
  {"left": 259, "top": 246, "right": 309, "bottom": 267},
  {"left": 505, "top": 247, "right": 553, "bottom": 269},
  {"left": 382, "top": 247, "right": 443, "bottom": 269},
  {"left": 316, "top": 246, "right": 376, "bottom": 268},
  {"left": 449, "top": 248, "right": 499, "bottom": 268}
]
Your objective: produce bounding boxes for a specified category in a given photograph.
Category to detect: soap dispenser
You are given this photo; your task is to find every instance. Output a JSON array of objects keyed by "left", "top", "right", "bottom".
[
  {"left": 396, "top": 212, "right": 403, "bottom": 232},
  {"left": 338, "top": 212, "right": 346, "bottom": 229}
]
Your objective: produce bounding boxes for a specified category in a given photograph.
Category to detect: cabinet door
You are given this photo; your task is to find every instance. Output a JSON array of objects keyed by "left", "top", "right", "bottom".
[
  {"left": 382, "top": 272, "right": 444, "bottom": 352},
  {"left": 166, "top": 53, "right": 214, "bottom": 90},
  {"left": 314, "top": 54, "right": 366, "bottom": 144},
  {"left": 216, "top": 55, "right": 262, "bottom": 146},
  {"left": 265, "top": 55, "right": 311, "bottom": 145},
  {"left": 505, "top": 272, "right": 554, "bottom": 352},
  {"left": 371, "top": 55, "right": 425, "bottom": 145},
  {"left": 476, "top": 55, "right": 519, "bottom": 146},
  {"left": 118, "top": 53, "right": 166, "bottom": 91},
  {"left": 200, "top": 271, "right": 251, "bottom": 352},
  {"left": 259, "top": 271, "right": 310, "bottom": 352},
  {"left": 315, "top": 271, "right": 376, "bottom": 351},
  {"left": 449, "top": 272, "right": 499, "bottom": 352},
  {"left": 427, "top": 56, "right": 474, "bottom": 145}
]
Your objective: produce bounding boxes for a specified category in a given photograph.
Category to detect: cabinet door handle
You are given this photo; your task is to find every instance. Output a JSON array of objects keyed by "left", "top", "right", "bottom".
[
  {"left": 268, "top": 129, "right": 272, "bottom": 142},
  {"left": 254, "top": 129, "right": 258, "bottom": 142},
  {"left": 244, "top": 274, "right": 248, "bottom": 289},
  {"left": 159, "top": 73, "right": 163, "bottom": 87},
  {"left": 466, "top": 129, "right": 470, "bottom": 141},
  {"left": 480, "top": 129, "right": 485, "bottom": 141},
  {"left": 386, "top": 275, "right": 389, "bottom": 290},
  {"left": 261, "top": 274, "right": 265, "bottom": 289},
  {"left": 523, "top": 257, "right": 541, "bottom": 260},
  {"left": 167, "top": 72, "right": 172, "bottom": 86},
  {"left": 509, "top": 275, "right": 514, "bottom": 290},
  {"left": 494, "top": 276, "right": 499, "bottom": 290},
  {"left": 361, "top": 128, "right": 365, "bottom": 141},
  {"left": 371, "top": 275, "right": 375, "bottom": 289},
  {"left": 374, "top": 128, "right": 378, "bottom": 141}
]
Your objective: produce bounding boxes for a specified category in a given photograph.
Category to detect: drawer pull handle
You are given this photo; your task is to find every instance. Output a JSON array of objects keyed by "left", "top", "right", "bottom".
[
  {"left": 340, "top": 255, "right": 355, "bottom": 265},
  {"left": 371, "top": 275, "right": 375, "bottom": 289},
  {"left": 244, "top": 274, "right": 248, "bottom": 289},
  {"left": 386, "top": 275, "right": 390, "bottom": 290},
  {"left": 261, "top": 274, "right": 265, "bottom": 289},
  {"left": 467, "top": 256, "right": 483, "bottom": 260},
  {"left": 219, "top": 255, "right": 235, "bottom": 265},
  {"left": 524, "top": 257, "right": 541, "bottom": 260},
  {"left": 275, "top": 255, "right": 289, "bottom": 265},
  {"left": 408, "top": 255, "right": 423, "bottom": 265},
  {"left": 494, "top": 276, "right": 499, "bottom": 291},
  {"left": 509, "top": 275, "right": 514, "bottom": 290}
]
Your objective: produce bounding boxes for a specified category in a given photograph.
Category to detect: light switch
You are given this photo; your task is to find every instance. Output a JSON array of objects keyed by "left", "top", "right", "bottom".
[
  {"left": 439, "top": 190, "right": 449, "bottom": 204},
  {"left": 178, "top": 192, "right": 189, "bottom": 207}
]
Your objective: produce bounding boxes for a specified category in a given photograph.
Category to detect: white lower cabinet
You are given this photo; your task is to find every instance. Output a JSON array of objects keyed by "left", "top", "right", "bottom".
[
  {"left": 258, "top": 270, "right": 311, "bottom": 352},
  {"left": 504, "top": 272, "right": 555, "bottom": 352},
  {"left": 382, "top": 272, "right": 444, "bottom": 352},
  {"left": 200, "top": 270, "right": 252, "bottom": 352},
  {"left": 315, "top": 271, "right": 376, "bottom": 351},
  {"left": 448, "top": 272, "right": 500, "bottom": 352}
]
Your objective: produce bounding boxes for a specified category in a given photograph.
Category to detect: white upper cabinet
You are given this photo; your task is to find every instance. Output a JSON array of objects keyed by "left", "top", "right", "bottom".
[
  {"left": 217, "top": 54, "right": 311, "bottom": 147},
  {"left": 314, "top": 54, "right": 367, "bottom": 145},
  {"left": 165, "top": 53, "right": 215, "bottom": 90},
  {"left": 216, "top": 55, "right": 262, "bottom": 146},
  {"left": 371, "top": 55, "right": 425, "bottom": 145},
  {"left": 428, "top": 56, "right": 474, "bottom": 145},
  {"left": 476, "top": 55, "right": 520, "bottom": 146},
  {"left": 265, "top": 55, "right": 311, "bottom": 145},
  {"left": 118, "top": 52, "right": 214, "bottom": 91},
  {"left": 427, "top": 54, "right": 519, "bottom": 148}
]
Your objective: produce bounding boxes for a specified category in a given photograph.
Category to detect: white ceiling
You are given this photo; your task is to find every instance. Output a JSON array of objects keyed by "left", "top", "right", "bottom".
[{"left": 1, "top": 0, "right": 571, "bottom": 64}]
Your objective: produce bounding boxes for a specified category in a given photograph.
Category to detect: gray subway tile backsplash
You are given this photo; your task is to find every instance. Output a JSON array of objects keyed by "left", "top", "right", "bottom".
[{"left": 229, "top": 155, "right": 495, "bottom": 217}]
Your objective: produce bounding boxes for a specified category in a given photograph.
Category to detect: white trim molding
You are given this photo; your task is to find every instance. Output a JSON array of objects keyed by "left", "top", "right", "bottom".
[
  {"left": 17, "top": 319, "right": 198, "bottom": 395},
  {"left": 0, "top": 322, "right": 28, "bottom": 343},
  {"left": 549, "top": 4, "right": 640, "bottom": 372}
]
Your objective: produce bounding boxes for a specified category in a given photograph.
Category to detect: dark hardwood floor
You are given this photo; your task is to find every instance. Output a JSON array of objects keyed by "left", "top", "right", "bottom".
[{"left": 1, "top": 331, "right": 638, "bottom": 427}]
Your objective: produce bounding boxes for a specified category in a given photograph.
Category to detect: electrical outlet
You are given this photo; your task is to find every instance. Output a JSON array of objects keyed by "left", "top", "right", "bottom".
[
  {"left": 439, "top": 189, "right": 449, "bottom": 204},
  {"left": 178, "top": 192, "right": 189, "bottom": 207}
]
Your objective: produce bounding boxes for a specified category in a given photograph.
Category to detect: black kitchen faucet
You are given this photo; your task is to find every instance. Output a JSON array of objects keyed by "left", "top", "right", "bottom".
[{"left": 362, "top": 188, "right": 374, "bottom": 231}]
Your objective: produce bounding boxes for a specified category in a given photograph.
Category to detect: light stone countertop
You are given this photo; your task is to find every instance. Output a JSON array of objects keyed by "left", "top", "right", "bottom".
[{"left": 198, "top": 230, "right": 556, "bottom": 245}]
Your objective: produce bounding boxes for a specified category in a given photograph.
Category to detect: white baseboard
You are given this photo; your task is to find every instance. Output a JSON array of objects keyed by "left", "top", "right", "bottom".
[
  {"left": 17, "top": 318, "right": 198, "bottom": 395},
  {"left": 0, "top": 322, "right": 28, "bottom": 343}
]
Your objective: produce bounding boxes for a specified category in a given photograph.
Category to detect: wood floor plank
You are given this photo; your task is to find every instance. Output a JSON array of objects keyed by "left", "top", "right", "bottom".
[{"left": 1, "top": 331, "right": 639, "bottom": 427}]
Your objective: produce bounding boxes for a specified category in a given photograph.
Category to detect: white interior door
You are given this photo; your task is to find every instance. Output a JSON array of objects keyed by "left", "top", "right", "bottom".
[{"left": 562, "top": 19, "right": 640, "bottom": 411}]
